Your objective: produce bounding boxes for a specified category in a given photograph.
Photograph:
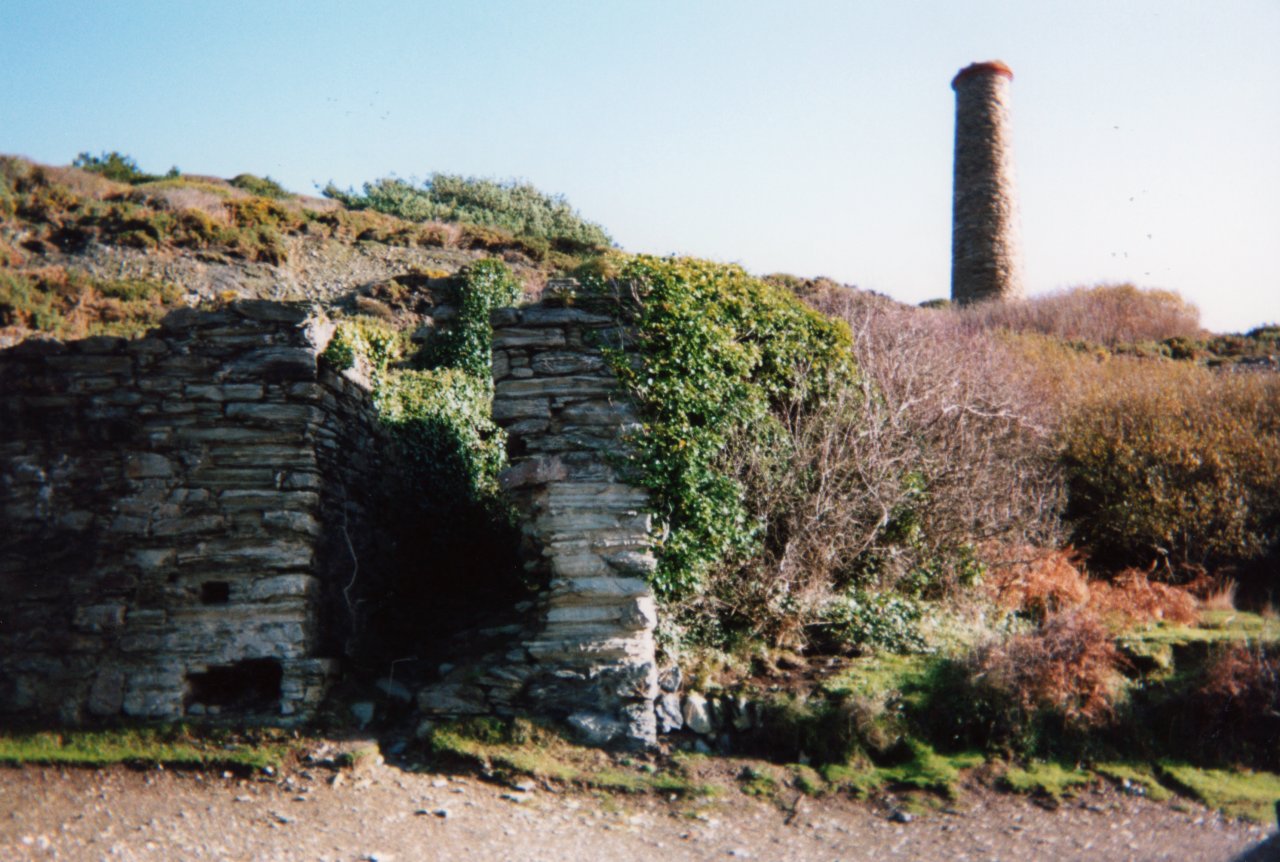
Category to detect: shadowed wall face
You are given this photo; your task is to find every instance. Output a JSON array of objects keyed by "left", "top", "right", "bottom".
[{"left": 951, "top": 61, "right": 1026, "bottom": 305}]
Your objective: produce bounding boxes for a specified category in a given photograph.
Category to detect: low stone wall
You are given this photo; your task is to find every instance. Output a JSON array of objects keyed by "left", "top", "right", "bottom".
[{"left": 0, "top": 301, "right": 385, "bottom": 725}]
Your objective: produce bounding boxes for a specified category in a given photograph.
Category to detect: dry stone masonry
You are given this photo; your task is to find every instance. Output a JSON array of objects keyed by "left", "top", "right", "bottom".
[
  {"left": 0, "top": 301, "right": 389, "bottom": 724},
  {"left": 487, "top": 283, "right": 659, "bottom": 748},
  {"left": 950, "top": 60, "right": 1026, "bottom": 304},
  {"left": 2, "top": 287, "right": 660, "bottom": 749}
]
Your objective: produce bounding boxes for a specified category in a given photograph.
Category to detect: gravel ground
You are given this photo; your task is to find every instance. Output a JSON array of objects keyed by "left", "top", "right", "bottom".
[{"left": 2, "top": 760, "right": 1276, "bottom": 862}]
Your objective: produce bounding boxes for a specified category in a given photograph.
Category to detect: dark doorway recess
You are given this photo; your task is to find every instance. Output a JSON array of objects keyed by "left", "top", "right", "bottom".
[{"left": 185, "top": 658, "right": 283, "bottom": 712}]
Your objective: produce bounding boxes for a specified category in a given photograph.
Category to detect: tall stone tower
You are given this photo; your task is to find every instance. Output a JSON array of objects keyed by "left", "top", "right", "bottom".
[{"left": 950, "top": 60, "right": 1025, "bottom": 304}]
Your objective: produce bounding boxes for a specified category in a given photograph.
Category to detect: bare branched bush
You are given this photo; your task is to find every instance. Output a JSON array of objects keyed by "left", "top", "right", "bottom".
[
  {"left": 695, "top": 291, "right": 1064, "bottom": 647},
  {"left": 958, "top": 283, "right": 1202, "bottom": 347}
]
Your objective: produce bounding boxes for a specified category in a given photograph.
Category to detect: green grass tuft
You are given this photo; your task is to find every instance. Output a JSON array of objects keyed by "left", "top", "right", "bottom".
[
  {"left": 1158, "top": 762, "right": 1280, "bottom": 823},
  {"left": 0, "top": 726, "right": 292, "bottom": 771},
  {"left": 1094, "top": 761, "right": 1173, "bottom": 801},
  {"left": 1001, "top": 761, "right": 1094, "bottom": 799}
]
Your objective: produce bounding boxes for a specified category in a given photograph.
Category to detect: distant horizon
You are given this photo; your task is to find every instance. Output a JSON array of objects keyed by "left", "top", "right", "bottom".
[{"left": 2, "top": 1, "right": 1276, "bottom": 332}]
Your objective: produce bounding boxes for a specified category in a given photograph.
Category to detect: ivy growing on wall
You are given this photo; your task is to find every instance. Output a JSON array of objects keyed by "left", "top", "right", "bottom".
[
  {"left": 604, "top": 256, "right": 857, "bottom": 601},
  {"left": 321, "top": 259, "right": 525, "bottom": 656},
  {"left": 322, "top": 259, "right": 520, "bottom": 504}
]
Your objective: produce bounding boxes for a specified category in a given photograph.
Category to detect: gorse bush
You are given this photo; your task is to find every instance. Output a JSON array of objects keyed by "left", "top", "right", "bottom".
[
  {"left": 1, "top": 156, "right": 301, "bottom": 264},
  {"left": 0, "top": 267, "right": 184, "bottom": 338},
  {"left": 323, "top": 173, "right": 611, "bottom": 252},
  {"left": 1059, "top": 362, "right": 1280, "bottom": 577},
  {"left": 229, "top": 173, "right": 290, "bottom": 199}
]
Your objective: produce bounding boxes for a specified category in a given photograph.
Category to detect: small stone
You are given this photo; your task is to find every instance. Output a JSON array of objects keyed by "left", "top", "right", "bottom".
[
  {"left": 375, "top": 678, "right": 413, "bottom": 703},
  {"left": 682, "top": 693, "right": 714, "bottom": 735},
  {"left": 656, "top": 693, "right": 683, "bottom": 734},
  {"left": 658, "top": 665, "right": 682, "bottom": 693},
  {"left": 889, "top": 810, "right": 913, "bottom": 824},
  {"left": 350, "top": 701, "right": 375, "bottom": 728}
]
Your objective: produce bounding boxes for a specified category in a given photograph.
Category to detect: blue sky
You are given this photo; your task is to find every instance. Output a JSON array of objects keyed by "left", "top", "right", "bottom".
[{"left": 2, "top": 0, "right": 1276, "bottom": 331}]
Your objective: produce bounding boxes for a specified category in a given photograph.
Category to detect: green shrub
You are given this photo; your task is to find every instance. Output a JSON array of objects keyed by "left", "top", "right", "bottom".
[
  {"left": 72, "top": 151, "right": 177, "bottom": 185},
  {"left": 320, "top": 316, "right": 405, "bottom": 377},
  {"left": 230, "top": 173, "right": 290, "bottom": 199},
  {"left": 819, "top": 590, "right": 929, "bottom": 654},
  {"left": 324, "top": 173, "right": 611, "bottom": 251},
  {"left": 603, "top": 255, "right": 855, "bottom": 601}
]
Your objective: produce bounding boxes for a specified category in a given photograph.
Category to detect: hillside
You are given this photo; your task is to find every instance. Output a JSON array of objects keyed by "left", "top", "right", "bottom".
[{"left": 0, "top": 154, "right": 611, "bottom": 348}]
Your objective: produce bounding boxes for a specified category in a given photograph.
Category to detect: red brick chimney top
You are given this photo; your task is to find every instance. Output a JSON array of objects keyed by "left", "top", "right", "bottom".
[{"left": 952, "top": 61, "right": 1014, "bottom": 89}]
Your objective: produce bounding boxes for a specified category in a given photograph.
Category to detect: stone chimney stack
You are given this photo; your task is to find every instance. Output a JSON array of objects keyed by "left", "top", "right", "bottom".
[{"left": 950, "top": 60, "right": 1026, "bottom": 304}]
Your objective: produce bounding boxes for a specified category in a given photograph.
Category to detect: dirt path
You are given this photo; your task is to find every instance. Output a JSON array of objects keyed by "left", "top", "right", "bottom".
[{"left": 1, "top": 761, "right": 1274, "bottom": 862}]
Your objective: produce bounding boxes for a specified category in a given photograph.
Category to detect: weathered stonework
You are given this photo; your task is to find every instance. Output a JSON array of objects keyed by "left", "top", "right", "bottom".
[
  {"left": 951, "top": 60, "right": 1026, "bottom": 305},
  {"left": 0, "top": 301, "right": 387, "bottom": 725},
  {"left": 407, "top": 288, "right": 659, "bottom": 749},
  {"left": 490, "top": 284, "right": 658, "bottom": 749},
  {"left": 2, "top": 289, "right": 658, "bottom": 748}
]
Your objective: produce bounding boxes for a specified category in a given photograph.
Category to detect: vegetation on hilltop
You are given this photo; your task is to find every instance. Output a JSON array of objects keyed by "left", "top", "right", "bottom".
[{"left": 323, "top": 173, "right": 612, "bottom": 255}]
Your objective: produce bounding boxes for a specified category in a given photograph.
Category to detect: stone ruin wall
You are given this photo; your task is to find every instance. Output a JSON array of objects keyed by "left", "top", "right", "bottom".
[
  {"left": 488, "top": 290, "right": 658, "bottom": 748},
  {"left": 0, "top": 290, "right": 660, "bottom": 749},
  {"left": 0, "top": 301, "right": 388, "bottom": 724}
]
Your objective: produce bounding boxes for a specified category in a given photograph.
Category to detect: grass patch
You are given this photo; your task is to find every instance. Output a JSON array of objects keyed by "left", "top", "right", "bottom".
[
  {"left": 0, "top": 726, "right": 294, "bottom": 771},
  {"left": 789, "top": 763, "right": 827, "bottom": 796},
  {"left": 738, "top": 764, "right": 780, "bottom": 798},
  {"left": 819, "top": 742, "right": 981, "bottom": 800},
  {"left": 1124, "top": 612, "right": 1280, "bottom": 649},
  {"left": 1001, "top": 761, "right": 1094, "bottom": 799},
  {"left": 878, "top": 742, "right": 982, "bottom": 799},
  {"left": 819, "top": 759, "right": 882, "bottom": 798},
  {"left": 820, "top": 653, "right": 934, "bottom": 700},
  {"left": 1157, "top": 762, "right": 1280, "bottom": 823},
  {"left": 1094, "top": 761, "right": 1173, "bottom": 801},
  {"left": 424, "top": 719, "right": 714, "bottom": 797}
]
